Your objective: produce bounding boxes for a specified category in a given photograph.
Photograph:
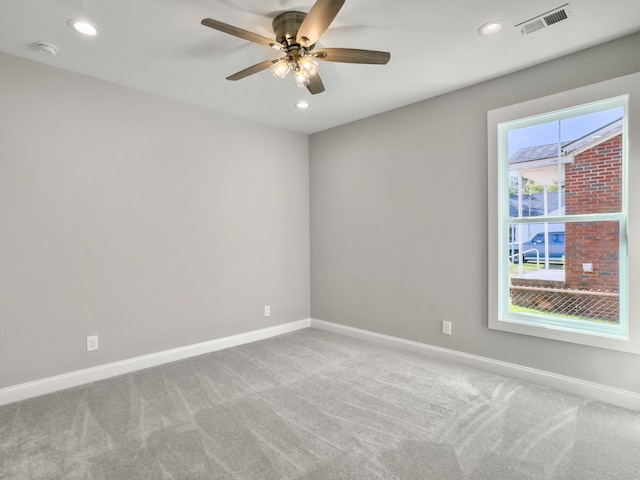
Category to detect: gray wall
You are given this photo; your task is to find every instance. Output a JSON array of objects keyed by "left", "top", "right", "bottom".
[
  {"left": 0, "top": 53, "right": 310, "bottom": 389},
  {"left": 4, "top": 32, "right": 640, "bottom": 395},
  {"left": 310, "top": 32, "right": 640, "bottom": 393}
]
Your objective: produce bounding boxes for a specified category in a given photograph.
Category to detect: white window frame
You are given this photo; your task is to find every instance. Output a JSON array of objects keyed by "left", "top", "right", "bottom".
[{"left": 488, "top": 72, "right": 640, "bottom": 354}]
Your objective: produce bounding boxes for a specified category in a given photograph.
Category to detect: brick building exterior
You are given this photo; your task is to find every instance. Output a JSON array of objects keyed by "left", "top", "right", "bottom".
[{"left": 564, "top": 133, "right": 622, "bottom": 292}]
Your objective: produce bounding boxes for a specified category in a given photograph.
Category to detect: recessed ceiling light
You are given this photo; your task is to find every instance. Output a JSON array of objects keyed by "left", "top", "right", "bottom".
[
  {"left": 478, "top": 20, "right": 503, "bottom": 36},
  {"left": 294, "top": 100, "right": 310, "bottom": 110},
  {"left": 68, "top": 19, "right": 98, "bottom": 36}
]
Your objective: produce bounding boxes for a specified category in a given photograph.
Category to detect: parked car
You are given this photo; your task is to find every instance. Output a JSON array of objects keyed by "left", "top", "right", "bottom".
[{"left": 509, "top": 231, "right": 565, "bottom": 263}]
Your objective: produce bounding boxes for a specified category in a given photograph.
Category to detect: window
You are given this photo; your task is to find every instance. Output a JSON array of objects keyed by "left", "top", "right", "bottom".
[
  {"left": 502, "top": 98, "right": 627, "bottom": 334},
  {"left": 488, "top": 72, "right": 640, "bottom": 353}
]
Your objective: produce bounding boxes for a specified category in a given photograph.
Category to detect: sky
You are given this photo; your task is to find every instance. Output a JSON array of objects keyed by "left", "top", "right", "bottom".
[{"left": 507, "top": 106, "right": 623, "bottom": 157}]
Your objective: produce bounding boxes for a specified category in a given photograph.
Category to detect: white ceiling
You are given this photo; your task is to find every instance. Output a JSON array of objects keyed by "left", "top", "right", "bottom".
[{"left": 1, "top": 0, "right": 639, "bottom": 134}]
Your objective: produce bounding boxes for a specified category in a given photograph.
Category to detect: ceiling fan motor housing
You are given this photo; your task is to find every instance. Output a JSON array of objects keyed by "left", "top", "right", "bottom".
[{"left": 272, "top": 12, "right": 310, "bottom": 48}]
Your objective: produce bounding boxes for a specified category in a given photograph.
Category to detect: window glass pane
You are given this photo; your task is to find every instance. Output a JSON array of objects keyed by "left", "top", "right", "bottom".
[
  {"left": 508, "top": 188, "right": 564, "bottom": 218},
  {"left": 563, "top": 110, "right": 624, "bottom": 215},
  {"left": 507, "top": 220, "right": 620, "bottom": 325},
  {"left": 507, "top": 120, "right": 561, "bottom": 219},
  {"left": 508, "top": 221, "right": 566, "bottom": 267},
  {"left": 507, "top": 106, "right": 623, "bottom": 218}
]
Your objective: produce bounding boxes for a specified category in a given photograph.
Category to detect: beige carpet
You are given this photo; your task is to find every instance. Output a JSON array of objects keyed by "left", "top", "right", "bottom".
[{"left": 1, "top": 328, "right": 639, "bottom": 479}]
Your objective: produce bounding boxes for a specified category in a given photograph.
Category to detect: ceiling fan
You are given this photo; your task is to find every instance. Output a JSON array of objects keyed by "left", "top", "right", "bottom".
[{"left": 201, "top": 0, "right": 390, "bottom": 95}]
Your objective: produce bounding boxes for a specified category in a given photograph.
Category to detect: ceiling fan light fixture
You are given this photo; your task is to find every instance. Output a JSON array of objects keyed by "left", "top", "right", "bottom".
[
  {"left": 270, "top": 59, "right": 291, "bottom": 79},
  {"left": 299, "top": 56, "right": 319, "bottom": 78},
  {"left": 294, "top": 70, "right": 311, "bottom": 88}
]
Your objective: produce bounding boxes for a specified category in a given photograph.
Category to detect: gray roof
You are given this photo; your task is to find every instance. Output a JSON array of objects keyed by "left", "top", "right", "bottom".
[
  {"left": 509, "top": 117, "right": 623, "bottom": 165},
  {"left": 509, "top": 142, "right": 569, "bottom": 164},
  {"left": 509, "top": 192, "right": 564, "bottom": 218}
]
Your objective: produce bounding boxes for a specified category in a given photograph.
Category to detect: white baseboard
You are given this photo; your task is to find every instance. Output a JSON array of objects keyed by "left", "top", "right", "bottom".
[
  {"left": 5, "top": 317, "right": 638, "bottom": 411},
  {"left": 310, "top": 318, "right": 640, "bottom": 411},
  {"left": 0, "top": 319, "right": 311, "bottom": 406}
]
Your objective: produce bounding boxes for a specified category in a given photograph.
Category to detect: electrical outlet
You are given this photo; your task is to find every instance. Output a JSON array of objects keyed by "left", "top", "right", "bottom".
[
  {"left": 86, "top": 335, "right": 99, "bottom": 352},
  {"left": 442, "top": 321, "right": 452, "bottom": 336},
  {"left": 264, "top": 305, "right": 271, "bottom": 317}
]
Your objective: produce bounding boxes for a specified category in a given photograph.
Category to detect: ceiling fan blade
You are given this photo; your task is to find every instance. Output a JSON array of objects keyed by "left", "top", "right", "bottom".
[
  {"left": 226, "top": 58, "right": 280, "bottom": 81},
  {"left": 314, "top": 48, "right": 390, "bottom": 64},
  {"left": 202, "top": 18, "right": 283, "bottom": 49},
  {"left": 307, "top": 74, "right": 325, "bottom": 95},
  {"left": 296, "top": 0, "right": 345, "bottom": 47}
]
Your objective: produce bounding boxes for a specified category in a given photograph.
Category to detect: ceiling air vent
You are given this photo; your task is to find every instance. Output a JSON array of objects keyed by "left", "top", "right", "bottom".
[{"left": 515, "top": 4, "right": 574, "bottom": 35}]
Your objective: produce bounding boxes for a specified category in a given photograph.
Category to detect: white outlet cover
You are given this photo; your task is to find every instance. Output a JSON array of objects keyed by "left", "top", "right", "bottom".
[
  {"left": 442, "top": 321, "right": 452, "bottom": 335},
  {"left": 86, "top": 335, "right": 99, "bottom": 351}
]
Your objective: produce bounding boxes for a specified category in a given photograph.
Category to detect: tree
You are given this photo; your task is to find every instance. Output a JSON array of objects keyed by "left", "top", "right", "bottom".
[{"left": 508, "top": 174, "right": 560, "bottom": 194}]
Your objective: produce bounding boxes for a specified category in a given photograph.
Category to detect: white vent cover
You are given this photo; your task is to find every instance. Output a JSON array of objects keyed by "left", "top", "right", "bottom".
[{"left": 515, "top": 4, "right": 574, "bottom": 35}]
